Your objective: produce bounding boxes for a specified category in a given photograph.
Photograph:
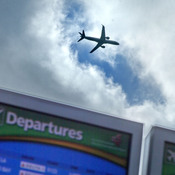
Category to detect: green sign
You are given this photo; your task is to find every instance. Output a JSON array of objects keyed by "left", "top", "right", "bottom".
[
  {"left": 0, "top": 103, "right": 131, "bottom": 167},
  {"left": 162, "top": 142, "right": 175, "bottom": 175}
]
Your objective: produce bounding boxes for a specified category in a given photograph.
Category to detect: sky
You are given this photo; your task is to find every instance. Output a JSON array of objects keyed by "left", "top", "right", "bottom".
[{"left": 0, "top": 0, "right": 175, "bottom": 136}]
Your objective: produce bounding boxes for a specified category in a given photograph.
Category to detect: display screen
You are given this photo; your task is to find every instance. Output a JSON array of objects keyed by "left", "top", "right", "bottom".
[
  {"left": 0, "top": 104, "right": 131, "bottom": 175},
  {"left": 162, "top": 142, "right": 175, "bottom": 175}
]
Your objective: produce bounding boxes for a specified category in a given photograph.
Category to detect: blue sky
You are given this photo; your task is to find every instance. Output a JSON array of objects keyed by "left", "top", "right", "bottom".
[
  {"left": 76, "top": 43, "right": 164, "bottom": 105},
  {"left": 0, "top": 0, "right": 175, "bottom": 132},
  {"left": 66, "top": 1, "right": 165, "bottom": 106}
]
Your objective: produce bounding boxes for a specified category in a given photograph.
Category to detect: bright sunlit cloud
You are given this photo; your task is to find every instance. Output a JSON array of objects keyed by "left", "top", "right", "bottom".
[{"left": 0, "top": 0, "right": 175, "bottom": 135}]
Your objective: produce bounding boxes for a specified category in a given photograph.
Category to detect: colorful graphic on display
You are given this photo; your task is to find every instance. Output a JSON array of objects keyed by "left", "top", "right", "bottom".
[
  {"left": 162, "top": 142, "right": 175, "bottom": 175},
  {"left": 0, "top": 103, "right": 131, "bottom": 175}
]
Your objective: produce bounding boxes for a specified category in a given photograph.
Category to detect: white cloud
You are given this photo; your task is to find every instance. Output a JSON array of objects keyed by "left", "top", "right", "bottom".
[
  {"left": 77, "top": 0, "right": 175, "bottom": 129},
  {"left": 0, "top": 0, "right": 128, "bottom": 116},
  {"left": 1, "top": 0, "right": 175, "bottom": 138}
]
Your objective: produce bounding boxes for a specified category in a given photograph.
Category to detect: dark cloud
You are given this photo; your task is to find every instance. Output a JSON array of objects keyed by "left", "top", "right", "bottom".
[{"left": 0, "top": 0, "right": 101, "bottom": 108}]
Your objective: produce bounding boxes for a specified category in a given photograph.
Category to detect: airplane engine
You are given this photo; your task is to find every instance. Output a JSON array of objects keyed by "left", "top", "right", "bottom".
[
  {"left": 101, "top": 45, "right": 105, "bottom": 48},
  {"left": 105, "top": 36, "right": 110, "bottom": 39}
]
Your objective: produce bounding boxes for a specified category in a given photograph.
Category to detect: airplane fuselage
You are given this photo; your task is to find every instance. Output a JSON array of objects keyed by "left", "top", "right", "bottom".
[{"left": 84, "top": 36, "right": 119, "bottom": 45}]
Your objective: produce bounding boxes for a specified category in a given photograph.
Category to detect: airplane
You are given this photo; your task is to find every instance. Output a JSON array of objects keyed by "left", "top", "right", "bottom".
[{"left": 78, "top": 25, "right": 119, "bottom": 53}]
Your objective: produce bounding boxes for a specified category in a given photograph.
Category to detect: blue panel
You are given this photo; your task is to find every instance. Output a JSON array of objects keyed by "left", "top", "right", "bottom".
[{"left": 0, "top": 141, "right": 126, "bottom": 175}]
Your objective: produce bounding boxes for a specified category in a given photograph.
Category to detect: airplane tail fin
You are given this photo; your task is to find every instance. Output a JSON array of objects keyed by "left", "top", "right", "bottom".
[{"left": 78, "top": 30, "right": 85, "bottom": 42}]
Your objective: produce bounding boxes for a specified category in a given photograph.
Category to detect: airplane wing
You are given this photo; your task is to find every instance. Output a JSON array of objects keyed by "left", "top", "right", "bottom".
[
  {"left": 100, "top": 25, "right": 105, "bottom": 40},
  {"left": 90, "top": 25, "right": 105, "bottom": 53},
  {"left": 90, "top": 42, "right": 102, "bottom": 53}
]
